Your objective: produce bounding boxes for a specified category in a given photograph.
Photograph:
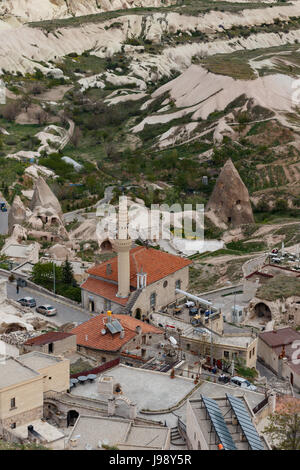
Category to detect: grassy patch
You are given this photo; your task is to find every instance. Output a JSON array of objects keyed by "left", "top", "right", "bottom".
[{"left": 256, "top": 274, "right": 300, "bottom": 301}]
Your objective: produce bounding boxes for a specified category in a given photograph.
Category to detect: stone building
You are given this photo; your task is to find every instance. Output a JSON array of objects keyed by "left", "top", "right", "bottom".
[
  {"left": 17, "top": 351, "right": 70, "bottom": 393},
  {"left": 0, "top": 357, "right": 44, "bottom": 432},
  {"left": 186, "top": 394, "right": 270, "bottom": 450},
  {"left": 80, "top": 196, "right": 191, "bottom": 319},
  {"left": 258, "top": 327, "right": 300, "bottom": 391},
  {"left": 81, "top": 246, "right": 191, "bottom": 320},
  {"left": 151, "top": 312, "right": 258, "bottom": 368},
  {"left": 71, "top": 312, "right": 163, "bottom": 363},
  {"left": 0, "top": 351, "right": 69, "bottom": 447},
  {"left": 22, "top": 331, "right": 77, "bottom": 356}
]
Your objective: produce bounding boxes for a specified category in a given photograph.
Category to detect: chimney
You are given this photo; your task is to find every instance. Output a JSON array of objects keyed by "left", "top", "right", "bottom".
[
  {"left": 107, "top": 310, "right": 112, "bottom": 323},
  {"left": 120, "top": 330, "right": 125, "bottom": 339}
]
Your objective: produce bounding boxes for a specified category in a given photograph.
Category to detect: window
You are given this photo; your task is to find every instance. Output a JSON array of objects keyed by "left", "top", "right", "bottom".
[
  {"left": 252, "top": 347, "right": 255, "bottom": 355},
  {"left": 10, "top": 423, "right": 16, "bottom": 429},
  {"left": 150, "top": 292, "right": 156, "bottom": 308},
  {"left": 49, "top": 377, "right": 52, "bottom": 380},
  {"left": 102, "top": 357, "right": 106, "bottom": 363},
  {"left": 48, "top": 342, "right": 53, "bottom": 353},
  {"left": 175, "top": 279, "right": 181, "bottom": 290},
  {"left": 224, "top": 351, "right": 229, "bottom": 359},
  {"left": 163, "top": 280, "right": 168, "bottom": 288},
  {"left": 10, "top": 398, "right": 16, "bottom": 409}
]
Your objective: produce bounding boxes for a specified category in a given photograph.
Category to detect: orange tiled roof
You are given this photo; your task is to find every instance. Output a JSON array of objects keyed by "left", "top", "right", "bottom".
[
  {"left": 81, "top": 278, "right": 129, "bottom": 306},
  {"left": 71, "top": 313, "right": 163, "bottom": 352},
  {"left": 87, "top": 246, "right": 192, "bottom": 288}
]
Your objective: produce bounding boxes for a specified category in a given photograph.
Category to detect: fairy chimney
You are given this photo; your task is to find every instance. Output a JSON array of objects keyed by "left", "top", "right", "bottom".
[{"left": 206, "top": 159, "right": 254, "bottom": 228}]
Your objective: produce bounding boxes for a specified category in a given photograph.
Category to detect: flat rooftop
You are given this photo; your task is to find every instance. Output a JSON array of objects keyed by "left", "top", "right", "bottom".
[
  {"left": 0, "top": 357, "right": 40, "bottom": 389},
  {"left": 71, "top": 364, "right": 195, "bottom": 412},
  {"left": 3, "top": 244, "right": 33, "bottom": 258},
  {"left": 18, "top": 351, "right": 63, "bottom": 370},
  {"left": 151, "top": 313, "right": 255, "bottom": 348},
  {"left": 68, "top": 415, "right": 169, "bottom": 450},
  {"left": 194, "top": 381, "right": 264, "bottom": 410},
  {"left": 68, "top": 416, "right": 130, "bottom": 450},
  {"left": 14, "top": 419, "right": 65, "bottom": 443}
]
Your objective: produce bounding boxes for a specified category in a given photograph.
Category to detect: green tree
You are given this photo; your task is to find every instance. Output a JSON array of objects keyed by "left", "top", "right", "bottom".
[
  {"left": 31, "top": 262, "right": 62, "bottom": 288},
  {"left": 62, "top": 258, "right": 75, "bottom": 285},
  {"left": 263, "top": 400, "right": 300, "bottom": 450}
]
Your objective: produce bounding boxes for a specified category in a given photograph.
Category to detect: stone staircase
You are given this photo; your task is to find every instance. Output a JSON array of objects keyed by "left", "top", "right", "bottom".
[
  {"left": 124, "top": 288, "right": 142, "bottom": 314},
  {"left": 170, "top": 426, "right": 186, "bottom": 446}
]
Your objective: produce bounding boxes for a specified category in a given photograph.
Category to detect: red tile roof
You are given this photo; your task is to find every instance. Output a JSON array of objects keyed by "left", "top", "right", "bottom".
[
  {"left": 259, "top": 327, "right": 300, "bottom": 348},
  {"left": 81, "top": 278, "right": 129, "bottom": 306},
  {"left": 24, "top": 331, "right": 75, "bottom": 346},
  {"left": 86, "top": 246, "right": 192, "bottom": 288},
  {"left": 71, "top": 313, "right": 163, "bottom": 352}
]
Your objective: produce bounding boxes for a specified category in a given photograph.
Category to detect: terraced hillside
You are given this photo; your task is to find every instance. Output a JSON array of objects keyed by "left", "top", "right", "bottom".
[{"left": 1, "top": 0, "right": 300, "bottom": 222}]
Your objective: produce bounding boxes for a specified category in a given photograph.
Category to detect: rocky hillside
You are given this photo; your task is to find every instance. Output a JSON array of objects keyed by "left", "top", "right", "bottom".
[{"left": 1, "top": 0, "right": 300, "bottom": 227}]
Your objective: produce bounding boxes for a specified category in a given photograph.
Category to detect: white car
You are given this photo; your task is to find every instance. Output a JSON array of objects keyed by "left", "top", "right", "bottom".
[
  {"left": 185, "top": 301, "right": 195, "bottom": 308},
  {"left": 36, "top": 305, "right": 57, "bottom": 316},
  {"left": 230, "top": 376, "right": 257, "bottom": 391}
]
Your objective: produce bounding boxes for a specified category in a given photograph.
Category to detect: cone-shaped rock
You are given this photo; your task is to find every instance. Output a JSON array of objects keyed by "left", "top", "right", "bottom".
[
  {"left": 30, "top": 176, "right": 62, "bottom": 218},
  {"left": 8, "top": 195, "right": 26, "bottom": 234},
  {"left": 206, "top": 159, "right": 254, "bottom": 228}
]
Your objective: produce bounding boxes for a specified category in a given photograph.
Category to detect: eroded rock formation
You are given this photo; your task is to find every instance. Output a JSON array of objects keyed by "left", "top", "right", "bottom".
[{"left": 205, "top": 159, "right": 254, "bottom": 229}]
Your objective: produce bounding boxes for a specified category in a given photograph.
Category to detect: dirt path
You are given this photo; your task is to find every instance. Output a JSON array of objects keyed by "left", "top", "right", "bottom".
[{"left": 36, "top": 85, "right": 73, "bottom": 102}]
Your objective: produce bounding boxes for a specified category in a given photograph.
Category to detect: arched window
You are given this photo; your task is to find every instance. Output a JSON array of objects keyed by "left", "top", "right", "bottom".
[
  {"left": 175, "top": 279, "right": 181, "bottom": 289},
  {"left": 150, "top": 292, "right": 156, "bottom": 308}
]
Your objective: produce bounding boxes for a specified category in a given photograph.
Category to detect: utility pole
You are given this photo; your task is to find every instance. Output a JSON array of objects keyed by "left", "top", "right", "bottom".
[
  {"left": 231, "top": 358, "right": 235, "bottom": 376},
  {"left": 53, "top": 262, "right": 56, "bottom": 295},
  {"left": 210, "top": 303, "right": 214, "bottom": 367}
]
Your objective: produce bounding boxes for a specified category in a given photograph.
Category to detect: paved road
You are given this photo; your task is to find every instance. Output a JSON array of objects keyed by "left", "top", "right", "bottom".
[
  {"left": 6, "top": 282, "right": 90, "bottom": 326},
  {"left": 63, "top": 185, "right": 115, "bottom": 224},
  {"left": 0, "top": 211, "right": 8, "bottom": 235}
]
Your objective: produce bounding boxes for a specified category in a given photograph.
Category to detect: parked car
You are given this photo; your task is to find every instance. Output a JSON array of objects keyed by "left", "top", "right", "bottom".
[
  {"left": 17, "top": 297, "right": 36, "bottom": 308},
  {"left": 185, "top": 301, "right": 195, "bottom": 308},
  {"left": 36, "top": 305, "right": 57, "bottom": 316},
  {"left": 230, "top": 376, "right": 257, "bottom": 391},
  {"left": 189, "top": 307, "right": 198, "bottom": 316}
]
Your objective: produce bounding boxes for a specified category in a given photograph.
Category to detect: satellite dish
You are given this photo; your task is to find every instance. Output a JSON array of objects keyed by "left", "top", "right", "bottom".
[
  {"left": 101, "top": 329, "right": 106, "bottom": 335},
  {"left": 169, "top": 336, "right": 177, "bottom": 345}
]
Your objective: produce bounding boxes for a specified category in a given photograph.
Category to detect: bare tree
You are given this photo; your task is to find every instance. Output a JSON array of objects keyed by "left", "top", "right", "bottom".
[
  {"left": 1, "top": 101, "right": 21, "bottom": 121},
  {"left": 35, "top": 110, "right": 49, "bottom": 126}
]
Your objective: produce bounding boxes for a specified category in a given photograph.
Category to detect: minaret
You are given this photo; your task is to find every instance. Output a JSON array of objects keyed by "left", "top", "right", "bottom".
[{"left": 112, "top": 196, "right": 132, "bottom": 298}]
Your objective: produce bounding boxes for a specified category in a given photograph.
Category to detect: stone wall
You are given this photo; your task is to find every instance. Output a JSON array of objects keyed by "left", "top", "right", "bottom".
[
  {"left": 0, "top": 406, "right": 43, "bottom": 432},
  {"left": 24, "top": 335, "right": 77, "bottom": 356},
  {"left": 0, "top": 378, "right": 43, "bottom": 423}
]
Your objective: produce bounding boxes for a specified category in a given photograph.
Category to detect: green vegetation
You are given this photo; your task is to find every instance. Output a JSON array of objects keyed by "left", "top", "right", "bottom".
[
  {"left": 70, "top": 358, "right": 93, "bottom": 375},
  {"left": 31, "top": 261, "right": 81, "bottom": 302},
  {"left": 263, "top": 400, "right": 300, "bottom": 450},
  {"left": 28, "top": 1, "right": 289, "bottom": 32},
  {"left": 0, "top": 440, "right": 48, "bottom": 450},
  {"left": 256, "top": 275, "right": 300, "bottom": 301}
]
